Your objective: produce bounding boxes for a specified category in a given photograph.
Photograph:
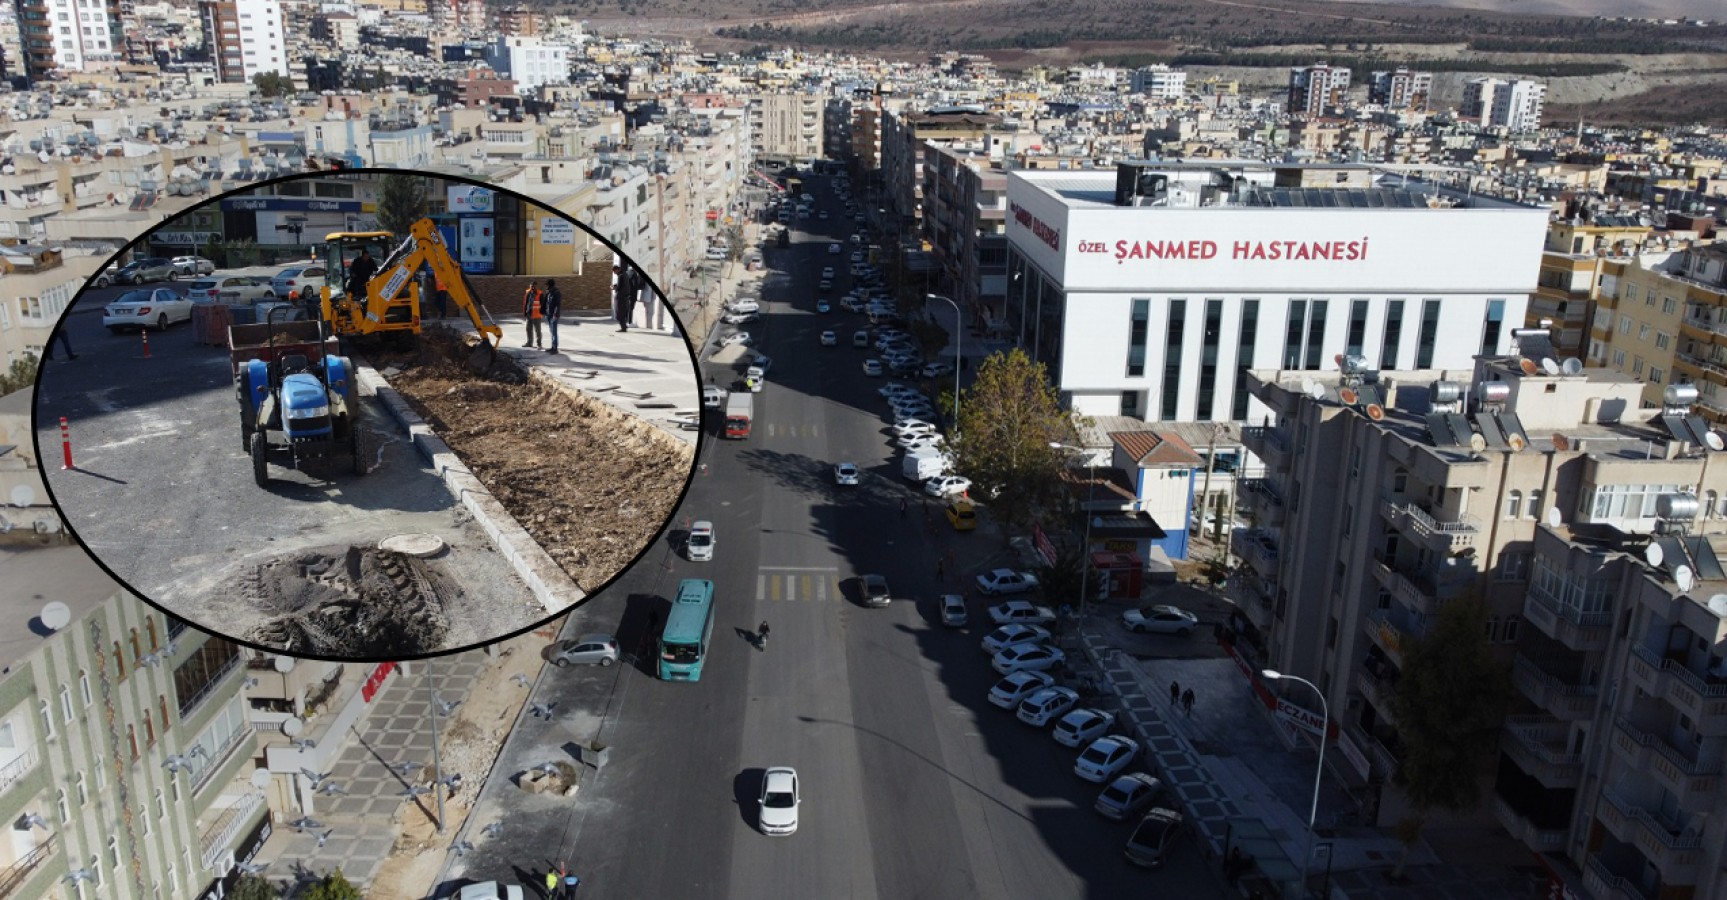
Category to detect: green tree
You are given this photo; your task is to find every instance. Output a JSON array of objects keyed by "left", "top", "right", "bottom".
[
  {"left": 1033, "top": 542, "right": 1086, "bottom": 609},
  {"left": 304, "top": 869, "right": 362, "bottom": 900},
  {"left": 228, "top": 873, "right": 278, "bottom": 900},
  {"left": 0, "top": 353, "right": 39, "bottom": 395},
  {"left": 948, "top": 348, "right": 1074, "bottom": 536},
  {"left": 1383, "top": 593, "right": 1510, "bottom": 878},
  {"left": 376, "top": 174, "right": 429, "bottom": 238},
  {"left": 251, "top": 71, "right": 292, "bottom": 98}
]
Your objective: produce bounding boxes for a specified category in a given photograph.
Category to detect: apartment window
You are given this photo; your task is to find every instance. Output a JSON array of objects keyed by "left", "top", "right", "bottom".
[
  {"left": 1374, "top": 300, "right": 1402, "bottom": 369},
  {"left": 1613, "top": 349, "right": 1626, "bottom": 367},
  {"left": 1632, "top": 356, "right": 1644, "bottom": 376},
  {"left": 1707, "top": 490, "right": 1719, "bottom": 519},
  {"left": 1584, "top": 483, "right": 1690, "bottom": 520},
  {"left": 155, "top": 788, "right": 166, "bottom": 821},
  {"left": 1638, "top": 324, "right": 1650, "bottom": 341},
  {"left": 1121, "top": 391, "right": 1139, "bottom": 417},
  {"left": 160, "top": 697, "right": 171, "bottom": 732},
  {"left": 1197, "top": 300, "right": 1223, "bottom": 416},
  {"left": 1346, "top": 299, "right": 1369, "bottom": 357},
  {"left": 1481, "top": 299, "right": 1505, "bottom": 355},
  {"left": 1620, "top": 315, "right": 1632, "bottom": 334},
  {"left": 80, "top": 672, "right": 91, "bottom": 706},
  {"left": 1498, "top": 550, "right": 1530, "bottom": 580},
  {"left": 60, "top": 686, "right": 72, "bottom": 723},
  {"left": 1656, "top": 333, "right": 1671, "bottom": 350},
  {"left": 1662, "top": 297, "right": 1677, "bottom": 315},
  {"left": 1284, "top": 300, "right": 1307, "bottom": 368},
  {"left": 1160, "top": 300, "right": 1186, "bottom": 421},
  {"left": 1233, "top": 300, "right": 1260, "bottom": 420},
  {"left": 144, "top": 716, "right": 155, "bottom": 747},
  {"left": 1504, "top": 490, "right": 1522, "bottom": 519},
  {"left": 1126, "top": 299, "right": 1149, "bottom": 376},
  {"left": 1502, "top": 615, "right": 1520, "bottom": 644},
  {"left": 1393, "top": 469, "right": 1408, "bottom": 493},
  {"left": 1416, "top": 300, "right": 1441, "bottom": 368},
  {"left": 129, "top": 629, "right": 141, "bottom": 663},
  {"left": 1650, "top": 368, "right": 1663, "bottom": 384},
  {"left": 127, "top": 725, "right": 138, "bottom": 760},
  {"left": 1646, "top": 288, "right": 1655, "bottom": 304},
  {"left": 107, "top": 838, "right": 118, "bottom": 870},
  {"left": 56, "top": 789, "right": 68, "bottom": 823},
  {"left": 1304, "top": 300, "right": 1328, "bottom": 369},
  {"left": 75, "top": 772, "right": 87, "bottom": 806},
  {"left": 39, "top": 699, "right": 53, "bottom": 741},
  {"left": 1484, "top": 617, "right": 1499, "bottom": 641},
  {"left": 1525, "top": 489, "right": 1542, "bottom": 519}
]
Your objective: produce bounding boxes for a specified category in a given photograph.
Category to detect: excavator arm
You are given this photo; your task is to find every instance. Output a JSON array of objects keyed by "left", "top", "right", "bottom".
[{"left": 357, "top": 219, "right": 503, "bottom": 346}]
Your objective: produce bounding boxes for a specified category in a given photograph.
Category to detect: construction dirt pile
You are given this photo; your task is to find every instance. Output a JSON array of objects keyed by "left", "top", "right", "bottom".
[
  {"left": 242, "top": 544, "right": 454, "bottom": 656},
  {"left": 376, "top": 330, "right": 694, "bottom": 590}
]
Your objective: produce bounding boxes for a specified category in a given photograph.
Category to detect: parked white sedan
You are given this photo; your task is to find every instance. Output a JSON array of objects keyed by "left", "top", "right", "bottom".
[
  {"left": 991, "top": 642, "right": 1065, "bottom": 675},
  {"left": 1075, "top": 735, "right": 1141, "bottom": 783},
  {"left": 923, "top": 475, "right": 971, "bottom": 497},
  {"left": 103, "top": 288, "right": 194, "bottom": 332},
  {"left": 184, "top": 274, "right": 275, "bottom": 304},
  {"left": 976, "top": 569, "right": 1040, "bottom": 596},
  {"left": 1053, "top": 708, "right": 1117, "bottom": 748}
]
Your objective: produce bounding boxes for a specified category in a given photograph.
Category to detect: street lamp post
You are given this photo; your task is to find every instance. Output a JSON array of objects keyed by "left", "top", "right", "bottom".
[
  {"left": 1262, "top": 669, "right": 1329, "bottom": 895},
  {"left": 427, "top": 661, "right": 445, "bottom": 834},
  {"left": 926, "top": 293, "right": 962, "bottom": 431},
  {"left": 1050, "top": 442, "right": 1098, "bottom": 617}
]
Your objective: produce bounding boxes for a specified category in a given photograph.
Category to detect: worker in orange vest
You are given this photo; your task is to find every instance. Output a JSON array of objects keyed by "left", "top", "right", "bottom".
[{"left": 523, "top": 281, "right": 545, "bottom": 349}]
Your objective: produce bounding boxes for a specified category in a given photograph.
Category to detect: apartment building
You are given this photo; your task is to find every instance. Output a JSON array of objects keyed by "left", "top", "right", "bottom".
[
  {"left": 485, "top": 35, "right": 568, "bottom": 91},
  {"left": 1288, "top": 64, "right": 1351, "bottom": 117},
  {"left": 1002, "top": 162, "right": 1549, "bottom": 424},
  {"left": 0, "top": 249, "right": 100, "bottom": 367},
  {"left": 921, "top": 142, "right": 1007, "bottom": 318},
  {"left": 1130, "top": 64, "right": 1187, "bottom": 101},
  {"left": 1368, "top": 68, "right": 1432, "bottom": 111},
  {"left": 1237, "top": 353, "right": 1727, "bottom": 900},
  {"left": 1462, "top": 77, "right": 1547, "bottom": 132},
  {"left": 746, "top": 92, "right": 823, "bottom": 165},
  {"left": 879, "top": 105, "right": 1003, "bottom": 234},
  {"left": 1586, "top": 244, "right": 1727, "bottom": 414},
  {"left": 1527, "top": 215, "right": 1657, "bottom": 358},
  {"left": 0, "top": 545, "right": 265, "bottom": 900},
  {"left": 30, "top": 0, "right": 119, "bottom": 73}
]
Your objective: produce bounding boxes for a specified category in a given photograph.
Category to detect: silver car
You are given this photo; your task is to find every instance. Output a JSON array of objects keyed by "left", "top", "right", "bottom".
[
  {"left": 170, "top": 255, "right": 215, "bottom": 276},
  {"left": 552, "top": 634, "right": 619, "bottom": 667}
]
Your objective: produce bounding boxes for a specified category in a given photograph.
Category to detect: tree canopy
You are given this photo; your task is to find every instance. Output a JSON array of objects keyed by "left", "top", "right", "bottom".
[
  {"left": 376, "top": 174, "right": 429, "bottom": 238},
  {"left": 948, "top": 348, "right": 1074, "bottom": 535},
  {"left": 251, "top": 71, "right": 292, "bottom": 99}
]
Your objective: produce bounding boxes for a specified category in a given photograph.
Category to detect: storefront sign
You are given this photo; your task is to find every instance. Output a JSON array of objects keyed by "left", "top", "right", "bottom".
[
  {"left": 362, "top": 662, "right": 397, "bottom": 702},
  {"left": 220, "top": 198, "right": 361, "bottom": 213},
  {"left": 1275, "top": 697, "right": 1327, "bottom": 739},
  {"left": 1032, "top": 525, "right": 1057, "bottom": 567},
  {"left": 1009, "top": 201, "right": 1061, "bottom": 251},
  {"left": 448, "top": 185, "right": 494, "bottom": 214},
  {"left": 539, "top": 217, "right": 574, "bottom": 245},
  {"left": 1089, "top": 237, "right": 1371, "bottom": 264},
  {"left": 459, "top": 217, "right": 495, "bottom": 274},
  {"left": 151, "top": 231, "right": 221, "bottom": 246}
]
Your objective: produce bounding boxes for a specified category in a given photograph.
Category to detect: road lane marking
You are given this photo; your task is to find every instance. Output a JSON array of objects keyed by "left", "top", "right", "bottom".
[
  {"left": 786, "top": 576, "right": 797, "bottom": 602},
  {"left": 756, "top": 574, "right": 765, "bottom": 601}
]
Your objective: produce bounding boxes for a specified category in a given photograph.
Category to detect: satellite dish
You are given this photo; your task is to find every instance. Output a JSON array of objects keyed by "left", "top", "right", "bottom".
[
  {"left": 1339, "top": 388, "right": 1359, "bottom": 406},
  {"left": 1542, "top": 358, "right": 1561, "bottom": 375},
  {"left": 39, "top": 601, "right": 72, "bottom": 631},
  {"left": 1552, "top": 433, "right": 1570, "bottom": 452},
  {"left": 1708, "top": 432, "right": 1725, "bottom": 452},
  {"left": 1676, "top": 565, "right": 1694, "bottom": 593},
  {"left": 272, "top": 655, "right": 296, "bottom": 673},
  {"left": 1508, "top": 434, "right": 1527, "bottom": 452},
  {"left": 1469, "top": 433, "right": 1487, "bottom": 453},
  {"left": 1562, "top": 358, "right": 1584, "bottom": 375},
  {"left": 1545, "top": 507, "right": 1561, "bottom": 527},
  {"left": 1520, "top": 359, "right": 1540, "bottom": 376},
  {"left": 1308, "top": 382, "right": 1326, "bottom": 400},
  {"left": 282, "top": 717, "right": 304, "bottom": 737},
  {"left": 1708, "top": 594, "right": 1727, "bottom": 617},
  {"left": 1366, "top": 404, "right": 1385, "bottom": 421},
  {"left": 250, "top": 769, "right": 273, "bottom": 789},
  {"left": 1646, "top": 543, "right": 1665, "bottom": 568},
  {"left": 9, "top": 485, "right": 33, "bottom": 507}
]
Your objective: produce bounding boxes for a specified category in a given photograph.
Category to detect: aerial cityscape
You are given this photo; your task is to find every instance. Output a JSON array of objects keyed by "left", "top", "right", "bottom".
[{"left": 2, "top": 0, "right": 1727, "bottom": 898}]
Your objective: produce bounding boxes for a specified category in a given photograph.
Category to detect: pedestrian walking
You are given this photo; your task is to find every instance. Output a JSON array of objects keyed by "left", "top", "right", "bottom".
[
  {"left": 544, "top": 279, "right": 563, "bottom": 352},
  {"left": 1169, "top": 680, "right": 1181, "bottom": 706},
  {"left": 523, "top": 281, "right": 545, "bottom": 348},
  {"left": 758, "top": 619, "right": 770, "bottom": 651},
  {"left": 1182, "top": 688, "right": 1196, "bottom": 717},
  {"left": 936, "top": 558, "right": 945, "bottom": 581},
  {"left": 613, "top": 264, "right": 640, "bottom": 332},
  {"left": 43, "top": 327, "right": 76, "bottom": 361},
  {"left": 545, "top": 867, "right": 559, "bottom": 899}
]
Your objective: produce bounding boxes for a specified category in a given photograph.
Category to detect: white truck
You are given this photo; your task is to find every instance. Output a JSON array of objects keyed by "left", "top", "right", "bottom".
[{"left": 903, "top": 447, "right": 948, "bottom": 482}]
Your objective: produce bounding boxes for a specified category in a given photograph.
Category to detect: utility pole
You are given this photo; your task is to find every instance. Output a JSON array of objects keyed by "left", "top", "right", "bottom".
[{"left": 1198, "top": 421, "right": 1223, "bottom": 539}]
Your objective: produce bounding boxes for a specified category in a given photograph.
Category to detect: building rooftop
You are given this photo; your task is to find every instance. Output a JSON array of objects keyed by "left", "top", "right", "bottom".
[{"left": 0, "top": 545, "right": 123, "bottom": 676}]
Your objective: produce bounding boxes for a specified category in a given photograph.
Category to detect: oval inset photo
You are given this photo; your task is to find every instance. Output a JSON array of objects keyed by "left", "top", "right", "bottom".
[{"left": 34, "top": 171, "right": 700, "bottom": 661}]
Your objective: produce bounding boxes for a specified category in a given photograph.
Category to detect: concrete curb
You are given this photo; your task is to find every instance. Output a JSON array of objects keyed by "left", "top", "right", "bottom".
[{"left": 353, "top": 359, "right": 584, "bottom": 618}]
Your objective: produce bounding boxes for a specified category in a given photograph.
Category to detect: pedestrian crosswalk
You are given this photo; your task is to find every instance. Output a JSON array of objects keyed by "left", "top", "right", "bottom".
[
  {"left": 756, "top": 566, "right": 842, "bottom": 602},
  {"left": 763, "top": 423, "right": 822, "bottom": 439}
]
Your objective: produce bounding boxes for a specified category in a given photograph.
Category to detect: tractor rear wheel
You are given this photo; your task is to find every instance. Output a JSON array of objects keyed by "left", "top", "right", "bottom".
[
  {"left": 350, "top": 417, "right": 366, "bottom": 475},
  {"left": 251, "top": 432, "right": 269, "bottom": 487}
]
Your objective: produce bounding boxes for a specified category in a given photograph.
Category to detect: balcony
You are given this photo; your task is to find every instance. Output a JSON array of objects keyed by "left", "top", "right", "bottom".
[
  {"left": 1611, "top": 718, "right": 1721, "bottom": 800},
  {"left": 0, "top": 834, "right": 58, "bottom": 899},
  {"left": 1680, "top": 307, "right": 1727, "bottom": 341},
  {"left": 1511, "top": 656, "right": 1599, "bottom": 722},
  {"left": 1353, "top": 669, "right": 1396, "bottom": 720},
  {"left": 198, "top": 791, "right": 264, "bottom": 870},
  {"left": 1501, "top": 715, "right": 1583, "bottom": 788},
  {"left": 1240, "top": 425, "right": 1291, "bottom": 471},
  {"left": 0, "top": 750, "right": 37, "bottom": 797},
  {"left": 1346, "top": 721, "right": 1400, "bottom": 778},
  {"left": 1674, "top": 350, "right": 1727, "bottom": 380},
  {"left": 1522, "top": 587, "right": 1612, "bottom": 652},
  {"left": 1596, "top": 790, "right": 1702, "bottom": 883},
  {"left": 1227, "top": 573, "right": 1276, "bottom": 631},
  {"left": 1584, "top": 854, "right": 1655, "bottom": 900},
  {"left": 1230, "top": 529, "right": 1279, "bottom": 578},
  {"left": 1369, "top": 554, "right": 1474, "bottom": 617},
  {"left": 1363, "top": 609, "right": 1413, "bottom": 665},
  {"left": 1237, "top": 478, "right": 1285, "bottom": 526},
  {"left": 1490, "top": 793, "right": 1566, "bottom": 852},
  {"left": 1625, "top": 646, "right": 1727, "bottom": 737},
  {"left": 1380, "top": 497, "right": 1480, "bottom": 556}
]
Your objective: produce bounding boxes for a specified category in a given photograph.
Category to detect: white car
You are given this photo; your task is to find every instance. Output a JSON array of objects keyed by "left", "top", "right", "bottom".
[
  {"left": 988, "top": 600, "right": 1057, "bottom": 626},
  {"left": 850, "top": 233, "right": 864, "bottom": 243},
  {"left": 940, "top": 594, "right": 968, "bottom": 627},
  {"left": 981, "top": 623, "right": 1052, "bottom": 655},
  {"left": 828, "top": 243, "right": 842, "bottom": 255},
  {"left": 102, "top": 288, "right": 194, "bottom": 332},
  {"left": 833, "top": 462, "right": 860, "bottom": 486},
  {"left": 991, "top": 643, "right": 1065, "bottom": 674},
  {"left": 757, "top": 767, "right": 800, "bottom": 836},
  {"left": 862, "top": 359, "right": 882, "bottom": 377},
  {"left": 891, "top": 420, "right": 936, "bottom": 438},
  {"left": 1075, "top": 735, "right": 1140, "bottom": 783},
  {"left": 1016, "top": 686, "right": 1080, "bottom": 727},
  {"left": 853, "top": 331, "right": 871, "bottom": 348},
  {"left": 702, "top": 385, "right": 727, "bottom": 408},
  {"left": 1096, "top": 773, "right": 1164, "bottom": 821},
  {"left": 921, "top": 362, "right": 955, "bottom": 378},
  {"left": 816, "top": 299, "right": 831, "bottom": 313},
  {"left": 1121, "top": 605, "right": 1200, "bottom": 636},
  {"left": 270, "top": 264, "right": 326, "bottom": 298},
  {"left": 723, "top": 310, "right": 759, "bottom": 325},
  {"left": 726, "top": 298, "right": 761, "bottom": 315},
  {"left": 879, "top": 383, "right": 920, "bottom": 397},
  {"left": 924, "top": 475, "right": 971, "bottom": 497},
  {"left": 900, "top": 434, "right": 945, "bottom": 453},
  {"left": 821, "top": 267, "right": 835, "bottom": 280},
  {"left": 820, "top": 330, "right": 838, "bottom": 347},
  {"left": 185, "top": 274, "right": 275, "bottom": 304},
  {"left": 976, "top": 569, "right": 1041, "bottom": 596},
  {"left": 170, "top": 255, "right": 215, "bottom": 276},
  {"left": 457, "top": 882, "right": 526, "bottom": 900},
  {"left": 719, "top": 332, "right": 753, "bottom": 347},
  {"left": 687, "top": 521, "right": 715, "bottom": 562},
  {"left": 850, "top": 250, "right": 864, "bottom": 263},
  {"left": 988, "top": 670, "right": 1054, "bottom": 709},
  {"left": 1053, "top": 708, "right": 1117, "bottom": 748}
]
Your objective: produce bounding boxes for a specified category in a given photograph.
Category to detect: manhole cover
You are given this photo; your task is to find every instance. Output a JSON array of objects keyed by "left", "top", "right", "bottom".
[{"left": 379, "top": 533, "right": 447, "bottom": 557}]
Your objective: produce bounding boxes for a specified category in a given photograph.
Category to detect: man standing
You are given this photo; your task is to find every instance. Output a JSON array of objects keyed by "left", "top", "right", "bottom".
[
  {"left": 522, "top": 281, "right": 545, "bottom": 349},
  {"left": 544, "top": 279, "right": 563, "bottom": 352},
  {"left": 42, "top": 328, "right": 75, "bottom": 361},
  {"left": 345, "top": 247, "right": 377, "bottom": 302},
  {"left": 435, "top": 274, "right": 451, "bottom": 320},
  {"left": 612, "top": 264, "right": 638, "bottom": 332}
]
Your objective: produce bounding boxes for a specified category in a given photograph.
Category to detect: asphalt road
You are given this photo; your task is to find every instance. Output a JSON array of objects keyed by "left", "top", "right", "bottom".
[
  {"left": 444, "top": 175, "right": 1231, "bottom": 899},
  {"left": 32, "top": 286, "right": 546, "bottom": 654}
]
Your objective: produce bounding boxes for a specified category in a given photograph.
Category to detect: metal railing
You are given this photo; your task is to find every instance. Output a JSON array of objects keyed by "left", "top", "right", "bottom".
[
  {"left": 1675, "top": 351, "right": 1727, "bottom": 378},
  {"left": 191, "top": 725, "right": 254, "bottom": 795},
  {"left": 1525, "top": 588, "right": 1613, "bottom": 629},
  {"left": 1599, "top": 790, "right": 1701, "bottom": 850},
  {"left": 1391, "top": 501, "right": 1480, "bottom": 536},
  {"left": 0, "top": 835, "right": 56, "bottom": 899},
  {"left": 1614, "top": 718, "right": 1721, "bottom": 776},
  {"left": 1503, "top": 715, "right": 1583, "bottom": 767},
  {"left": 1513, "top": 656, "right": 1599, "bottom": 697},
  {"left": 1630, "top": 645, "right": 1727, "bottom": 699},
  {"left": 177, "top": 651, "right": 243, "bottom": 720},
  {"left": 0, "top": 750, "right": 37, "bottom": 794},
  {"left": 1241, "top": 425, "right": 1290, "bottom": 453},
  {"left": 198, "top": 792, "right": 264, "bottom": 870},
  {"left": 1584, "top": 854, "right": 1654, "bottom": 900}
]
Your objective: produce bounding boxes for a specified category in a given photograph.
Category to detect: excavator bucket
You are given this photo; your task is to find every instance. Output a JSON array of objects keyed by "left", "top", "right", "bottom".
[{"left": 466, "top": 335, "right": 500, "bottom": 375}]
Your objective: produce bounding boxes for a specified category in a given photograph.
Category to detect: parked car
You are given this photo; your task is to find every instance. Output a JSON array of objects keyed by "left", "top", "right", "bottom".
[
  {"left": 1096, "top": 773, "right": 1163, "bottom": 821},
  {"left": 724, "top": 310, "right": 760, "bottom": 325},
  {"left": 90, "top": 266, "right": 118, "bottom": 288},
  {"left": 820, "top": 330, "right": 838, "bottom": 346},
  {"left": 116, "top": 257, "right": 176, "bottom": 284},
  {"left": 988, "top": 670, "right": 1054, "bottom": 709},
  {"left": 852, "top": 331, "right": 871, "bottom": 348},
  {"left": 939, "top": 594, "right": 968, "bottom": 627},
  {"left": 552, "top": 634, "right": 619, "bottom": 667},
  {"left": 1124, "top": 808, "right": 1186, "bottom": 868},
  {"left": 702, "top": 385, "right": 727, "bottom": 408},
  {"left": 1075, "top": 735, "right": 1140, "bottom": 782},
  {"left": 861, "top": 359, "right": 883, "bottom": 377},
  {"left": 170, "top": 255, "right": 215, "bottom": 277},
  {"left": 1016, "top": 686, "right": 1080, "bottom": 727},
  {"left": 991, "top": 642, "right": 1065, "bottom": 674},
  {"left": 1120, "top": 605, "right": 1200, "bottom": 636},
  {"left": 976, "top": 569, "right": 1040, "bottom": 596},
  {"left": 987, "top": 600, "right": 1057, "bottom": 626},
  {"left": 981, "top": 623, "right": 1052, "bottom": 655},
  {"left": 1053, "top": 708, "right": 1117, "bottom": 748},
  {"left": 757, "top": 767, "right": 800, "bottom": 836},
  {"left": 828, "top": 243, "right": 842, "bottom": 255},
  {"left": 719, "top": 332, "right": 753, "bottom": 347},
  {"left": 185, "top": 274, "right": 275, "bottom": 304},
  {"left": 270, "top": 264, "right": 327, "bottom": 299},
  {"left": 102, "top": 288, "right": 194, "bottom": 332},
  {"left": 833, "top": 462, "right": 860, "bottom": 486},
  {"left": 924, "top": 476, "right": 971, "bottom": 497},
  {"left": 921, "top": 362, "right": 955, "bottom": 378},
  {"left": 726, "top": 298, "right": 761, "bottom": 315},
  {"left": 687, "top": 521, "right": 715, "bottom": 562},
  {"left": 457, "top": 882, "right": 526, "bottom": 900},
  {"left": 816, "top": 299, "right": 831, "bottom": 314}
]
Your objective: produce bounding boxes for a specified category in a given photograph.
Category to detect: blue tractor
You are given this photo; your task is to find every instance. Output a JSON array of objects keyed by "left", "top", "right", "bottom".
[{"left": 229, "top": 310, "right": 365, "bottom": 487}]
